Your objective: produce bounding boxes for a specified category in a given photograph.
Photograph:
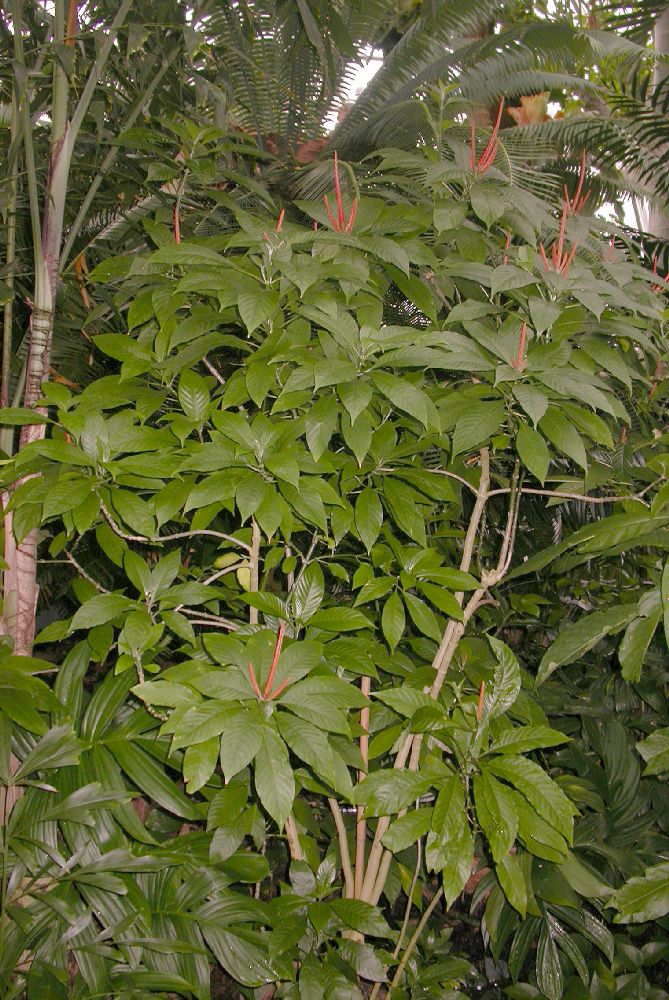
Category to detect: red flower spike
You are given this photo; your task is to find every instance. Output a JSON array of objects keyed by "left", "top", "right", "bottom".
[
  {"left": 263, "top": 623, "right": 285, "bottom": 699},
  {"left": 556, "top": 200, "right": 568, "bottom": 267},
  {"left": 345, "top": 197, "right": 358, "bottom": 234},
  {"left": 268, "top": 676, "right": 292, "bottom": 701},
  {"left": 538, "top": 242, "right": 550, "bottom": 273},
  {"left": 333, "top": 151, "right": 345, "bottom": 229},
  {"left": 560, "top": 242, "right": 579, "bottom": 274},
  {"left": 275, "top": 208, "right": 285, "bottom": 232},
  {"left": 324, "top": 154, "right": 358, "bottom": 234},
  {"left": 503, "top": 230, "right": 511, "bottom": 265},
  {"left": 477, "top": 681, "right": 486, "bottom": 722},
  {"left": 247, "top": 661, "right": 263, "bottom": 699},
  {"left": 511, "top": 322, "right": 527, "bottom": 371},
  {"left": 173, "top": 204, "right": 181, "bottom": 244},
  {"left": 324, "top": 194, "right": 339, "bottom": 231},
  {"left": 469, "top": 98, "right": 505, "bottom": 176}
]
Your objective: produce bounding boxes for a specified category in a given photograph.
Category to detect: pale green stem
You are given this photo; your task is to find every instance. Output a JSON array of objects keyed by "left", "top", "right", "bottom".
[{"left": 60, "top": 43, "right": 178, "bottom": 270}]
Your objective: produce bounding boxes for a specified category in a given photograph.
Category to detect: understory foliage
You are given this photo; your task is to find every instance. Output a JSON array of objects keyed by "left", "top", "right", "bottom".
[{"left": 1, "top": 126, "right": 669, "bottom": 1000}]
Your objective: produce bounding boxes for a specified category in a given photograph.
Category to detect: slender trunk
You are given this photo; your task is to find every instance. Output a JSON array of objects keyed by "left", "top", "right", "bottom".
[
  {"left": 2, "top": 0, "right": 131, "bottom": 655},
  {"left": 646, "top": 7, "right": 669, "bottom": 241},
  {"left": 6, "top": 1, "right": 71, "bottom": 656},
  {"left": 0, "top": 98, "right": 18, "bottom": 456}
]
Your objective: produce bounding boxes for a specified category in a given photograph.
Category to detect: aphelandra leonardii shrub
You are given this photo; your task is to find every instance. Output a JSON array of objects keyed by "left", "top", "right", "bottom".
[{"left": 2, "top": 138, "right": 669, "bottom": 999}]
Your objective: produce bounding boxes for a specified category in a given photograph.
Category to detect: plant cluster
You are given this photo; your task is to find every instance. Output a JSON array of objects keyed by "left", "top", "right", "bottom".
[{"left": 1, "top": 117, "right": 669, "bottom": 1000}]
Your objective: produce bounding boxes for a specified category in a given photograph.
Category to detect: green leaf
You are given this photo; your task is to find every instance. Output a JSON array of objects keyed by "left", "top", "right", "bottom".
[
  {"left": 305, "top": 395, "right": 338, "bottom": 461},
  {"left": 309, "top": 607, "right": 371, "bottom": 631},
  {"left": 513, "top": 384, "right": 548, "bottom": 426},
  {"left": 474, "top": 771, "right": 518, "bottom": 862},
  {"left": 238, "top": 288, "right": 278, "bottom": 333},
  {"left": 497, "top": 854, "right": 527, "bottom": 917},
  {"left": 338, "top": 938, "right": 387, "bottom": 982},
  {"left": 619, "top": 601, "right": 662, "bottom": 682},
  {"left": 355, "top": 488, "right": 384, "bottom": 553},
  {"left": 0, "top": 407, "right": 49, "bottom": 427},
  {"left": 637, "top": 727, "right": 669, "bottom": 777},
  {"left": 434, "top": 202, "right": 467, "bottom": 231},
  {"left": 537, "top": 604, "right": 638, "bottom": 686},
  {"left": 178, "top": 369, "right": 209, "bottom": 421},
  {"left": 183, "top": 736, "right": 219, "bottom": 793},
  {"left": 355, "top": 769, "right": 432, "bottom": 816},
  {"left": 490, "top": 264, "right": 533, "bottom": 297},
  {"left": 539, "top": 409, "right": 587, "bottom": 470},
  {"left": 200, "top": 924, "right": 285, "bottom": 988},
  {"left": 429, "top": 777, "right": 474, "bottom": 905},
  {"left": 471, "top": 185, "right": 506, "bottom": 227},
  {"left": 14, "top": 726, "right": 86, "bottom": 779},
  {"left": 109, "top": 739, "right": 201, "bottom": 819},
  {"left": 219, "top": 710, "right": 264, "bottom": 782},
  {"left": 452, "top": 403, "right": 504, "bottom": 458},
  {"left": 69, "top": 594, "right": 136, "bottom": 632},
  {"left": 613, "top": 862, "right": 669, "bottom": 923},
  {"left": 381, "top": 592, "right": 405, "bottom": 651},
  {"left": 487, "top": 725, "right": 569, "bottom": 755},
  {"left": 338, "top": 381, "right": 373, "bottom": 424},
  {"left": 292, "top": 563, "right": 325, "bottom": 622},
  {"left": 559, "top": 851, "right": 612, "bottom": 901},
  {"left": 529, "top": 299, "right": 563, "bottom": 336},
  {"left": 516, "top": 422, "right": 550, "bottom": 484},
  {"left": 382, "top": 807, "right": 434, "bottom": 852},
  {"left": 372, "top": 372, "right": 431, "bottom": 429},
  {"left": 416, "top": 582, "right": 463, "bottom": 620},
  {"left": 373, "top": 687, "right": 435, "bottom": 719},
  {"left": 403, "top": 592, "right": 441, "bottom": 641},
  {"left": 487, "top": 756, "right": 576, "bottom": 842},
  {"left": 483, "top": 637, "right": 521, "bottom": 720},
  {"left": 254, "top": 724, "right": 294, "bottom": 828},
  {"left": 278, "top": 713, "right": 345, "bottom": 796},
  {"left": 537, "top": 921, "right": 563, "bottom": 1000},
  {"left": 328, "top": 899, "right": 392, "bottom": 938}
]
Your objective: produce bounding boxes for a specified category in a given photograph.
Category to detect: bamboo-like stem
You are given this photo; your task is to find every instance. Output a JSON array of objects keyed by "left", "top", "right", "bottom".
[
  {"left": 329, "top": 798, "right": 354, "bottom": 898},
  {"left": 284, "top": 814, "right": 304, "bottom": 861},
  {"left": 354, "top": 674, "right": 371, "bottom": 897},
  {"left": 249, "top": 518, "right": 260, "bottom": 625}
]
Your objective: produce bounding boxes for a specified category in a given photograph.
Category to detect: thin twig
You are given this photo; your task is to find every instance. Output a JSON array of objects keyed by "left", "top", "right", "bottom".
[
  {"left": 487, "top": 483, "right": 657, "bottom": 506},
  {"left": 64, "top": 550, "right": 110, "bottom": 593},
  {"left": 201, "top": 563, "right": 245, "bottom": 586},
  {"left": 98, "top": 494, "right": 251, "bottom": 551},
  {"left": 202, "top": 357, "right": 225, "bottom": 386}
]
